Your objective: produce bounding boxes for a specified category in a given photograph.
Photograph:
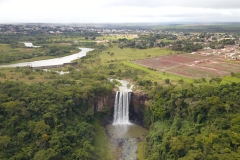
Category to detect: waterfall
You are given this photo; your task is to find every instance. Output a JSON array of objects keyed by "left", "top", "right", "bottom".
[{"left": 113, "top": 91, "right": 131, "bottom": 125}]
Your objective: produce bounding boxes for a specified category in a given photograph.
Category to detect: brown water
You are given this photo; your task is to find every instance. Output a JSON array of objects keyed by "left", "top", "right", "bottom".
[
  {"left": 106, "top": 124, "right": 147, "bottom": 160},
  {"left": 106, "top": 124, "right": 147, "bottom": 139}
]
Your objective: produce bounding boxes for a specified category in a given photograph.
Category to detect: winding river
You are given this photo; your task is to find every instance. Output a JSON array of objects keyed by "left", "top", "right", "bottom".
[{"left": 0, "top": 48, "right": 93, "bottom": 68}]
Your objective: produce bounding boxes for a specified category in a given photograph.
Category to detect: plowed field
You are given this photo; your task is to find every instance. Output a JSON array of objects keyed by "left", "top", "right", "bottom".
[{"left": 133, "top": 53, "right": 240, "bottom": 78}]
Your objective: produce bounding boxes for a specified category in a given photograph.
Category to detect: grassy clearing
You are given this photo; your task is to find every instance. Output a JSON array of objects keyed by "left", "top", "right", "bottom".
[
  {"left": 221, "top": 75, "right": 240, "bottom": 84},
  {"left": 99, "top": 46, "right": 175, "bottom": 63},
  {"left": 92, "top": 120, "right": 112, "bottom": 160},
  {"left": 0, "top": 43, "right": 12, "bottom": 49},
  {"left": 137, "top": 141, "right": 145, "bottom": 160}
]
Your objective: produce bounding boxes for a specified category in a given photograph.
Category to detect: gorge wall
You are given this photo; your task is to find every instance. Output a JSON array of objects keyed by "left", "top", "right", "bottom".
[
  {"left": 93, "top": 90, "right": 148, "bottom": 125},
  {"left": 129, "top": 91, "right": 148, "bottom": 125}
]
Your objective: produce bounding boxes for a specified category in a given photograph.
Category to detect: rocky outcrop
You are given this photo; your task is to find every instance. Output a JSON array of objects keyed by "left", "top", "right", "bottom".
[
  {"left": 129, "top": 91, "right": 148, "bottom": 125},
  {"left": 93, "top": 90, "right": 116, "bottom": 112}
]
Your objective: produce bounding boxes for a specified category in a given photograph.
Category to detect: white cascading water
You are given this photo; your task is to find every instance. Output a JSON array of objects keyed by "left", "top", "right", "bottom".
[
  {"left": 111, "top": 79, "right": 133, "bottom": 125},
  {"left": 113, "top": 91, "right": 131, "bottom": 125}
]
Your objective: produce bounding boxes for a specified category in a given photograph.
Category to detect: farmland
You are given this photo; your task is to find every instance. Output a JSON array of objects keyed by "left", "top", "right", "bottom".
[{"left": 133, "top": 53, "right": 240, "bottom": 78}]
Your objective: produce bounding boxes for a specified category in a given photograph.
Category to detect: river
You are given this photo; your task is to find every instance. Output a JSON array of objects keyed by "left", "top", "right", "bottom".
[{"left": 0, "top": 48, "right": 93, "bottom": 68}]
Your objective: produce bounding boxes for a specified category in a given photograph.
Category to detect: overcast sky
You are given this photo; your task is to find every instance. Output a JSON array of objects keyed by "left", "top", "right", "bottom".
[{"left": 1, "top": 0, "right": 240, "bottom": 23}]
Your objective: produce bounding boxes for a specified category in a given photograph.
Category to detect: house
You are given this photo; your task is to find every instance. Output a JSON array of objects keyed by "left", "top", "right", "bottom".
[
  {"left": 24, "top": 42, "right": 41, "bottom": 48},
  {"left": 24, "top": 43, "right": 33, "bottom": 47},
  {"left": 204, "top": 47, "right": 211, "bottom": 50}
]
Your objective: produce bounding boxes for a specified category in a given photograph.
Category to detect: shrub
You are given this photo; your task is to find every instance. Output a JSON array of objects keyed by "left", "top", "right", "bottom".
[
  {"left": 28, "top": 75, "right": 35, "bottom": 80},
  {"left": 165, "top": 78, "right": 170, "bottom": 84}
]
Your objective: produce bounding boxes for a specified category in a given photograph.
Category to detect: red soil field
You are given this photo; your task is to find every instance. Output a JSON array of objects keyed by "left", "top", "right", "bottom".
[
  {"left": 166, "top": 65, "right": 229, "bottom": 78},
  {"left": 134, "top": 58, "right": 179, "bottom": 69},
  {"left": 198, "top": 62, "right": 240, "bottom": 73},
  {"left": 160, "top": 54, "right": 201, "bottom": 64},
  {"left": 133, "top": 53, "right": 240, "bottom": 78}
]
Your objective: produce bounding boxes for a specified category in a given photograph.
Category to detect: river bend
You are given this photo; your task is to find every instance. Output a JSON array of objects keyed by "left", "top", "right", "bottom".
[{"left": 0, "top": 48, "right": 93, "bottom": 68}]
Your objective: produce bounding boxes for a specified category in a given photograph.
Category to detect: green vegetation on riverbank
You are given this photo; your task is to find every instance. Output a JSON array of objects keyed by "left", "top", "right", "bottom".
[
  {"left": 0, "top": 43, "right": 80, "bottom": 64},
  {"left": 137, "top": 141, "right": 145, "bottom": 160},
  {"left": 93, "top": 120, "right": 112, "bottom": 160}
]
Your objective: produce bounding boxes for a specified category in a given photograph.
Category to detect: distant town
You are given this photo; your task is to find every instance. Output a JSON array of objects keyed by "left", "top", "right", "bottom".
[{"left": 1, "top": 23, "right": 240, "bottom": 62}]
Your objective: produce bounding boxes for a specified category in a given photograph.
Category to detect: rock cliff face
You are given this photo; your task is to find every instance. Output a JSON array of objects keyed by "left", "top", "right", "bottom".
[
  {"left": 93, "top": 90, "right": 148, "bottom": 125},
  {"left": 92, "top": 90, "right": 116, "bottom": 112},
  {"left": 129, "top": 92, "right": 148, "bottom": 125}
]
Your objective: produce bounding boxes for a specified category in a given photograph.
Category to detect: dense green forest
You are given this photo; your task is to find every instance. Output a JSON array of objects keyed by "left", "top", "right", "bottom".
[
  {"left": 145, "top": 83, "right": 240, "bottom": 160},
  {"left": 0, "top": 77, "right": 113, "bottom": 160}
]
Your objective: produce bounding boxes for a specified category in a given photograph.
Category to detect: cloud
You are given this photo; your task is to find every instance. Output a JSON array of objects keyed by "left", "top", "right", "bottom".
[
  {"left": 0, "top": 0, "right": 240, "bottom": 23},
  {"left": 107, "top": 0, "right": 240, "bottom": 9},
  {"left": 0, "top": 0, "right": 10, "bottom": 4}
]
